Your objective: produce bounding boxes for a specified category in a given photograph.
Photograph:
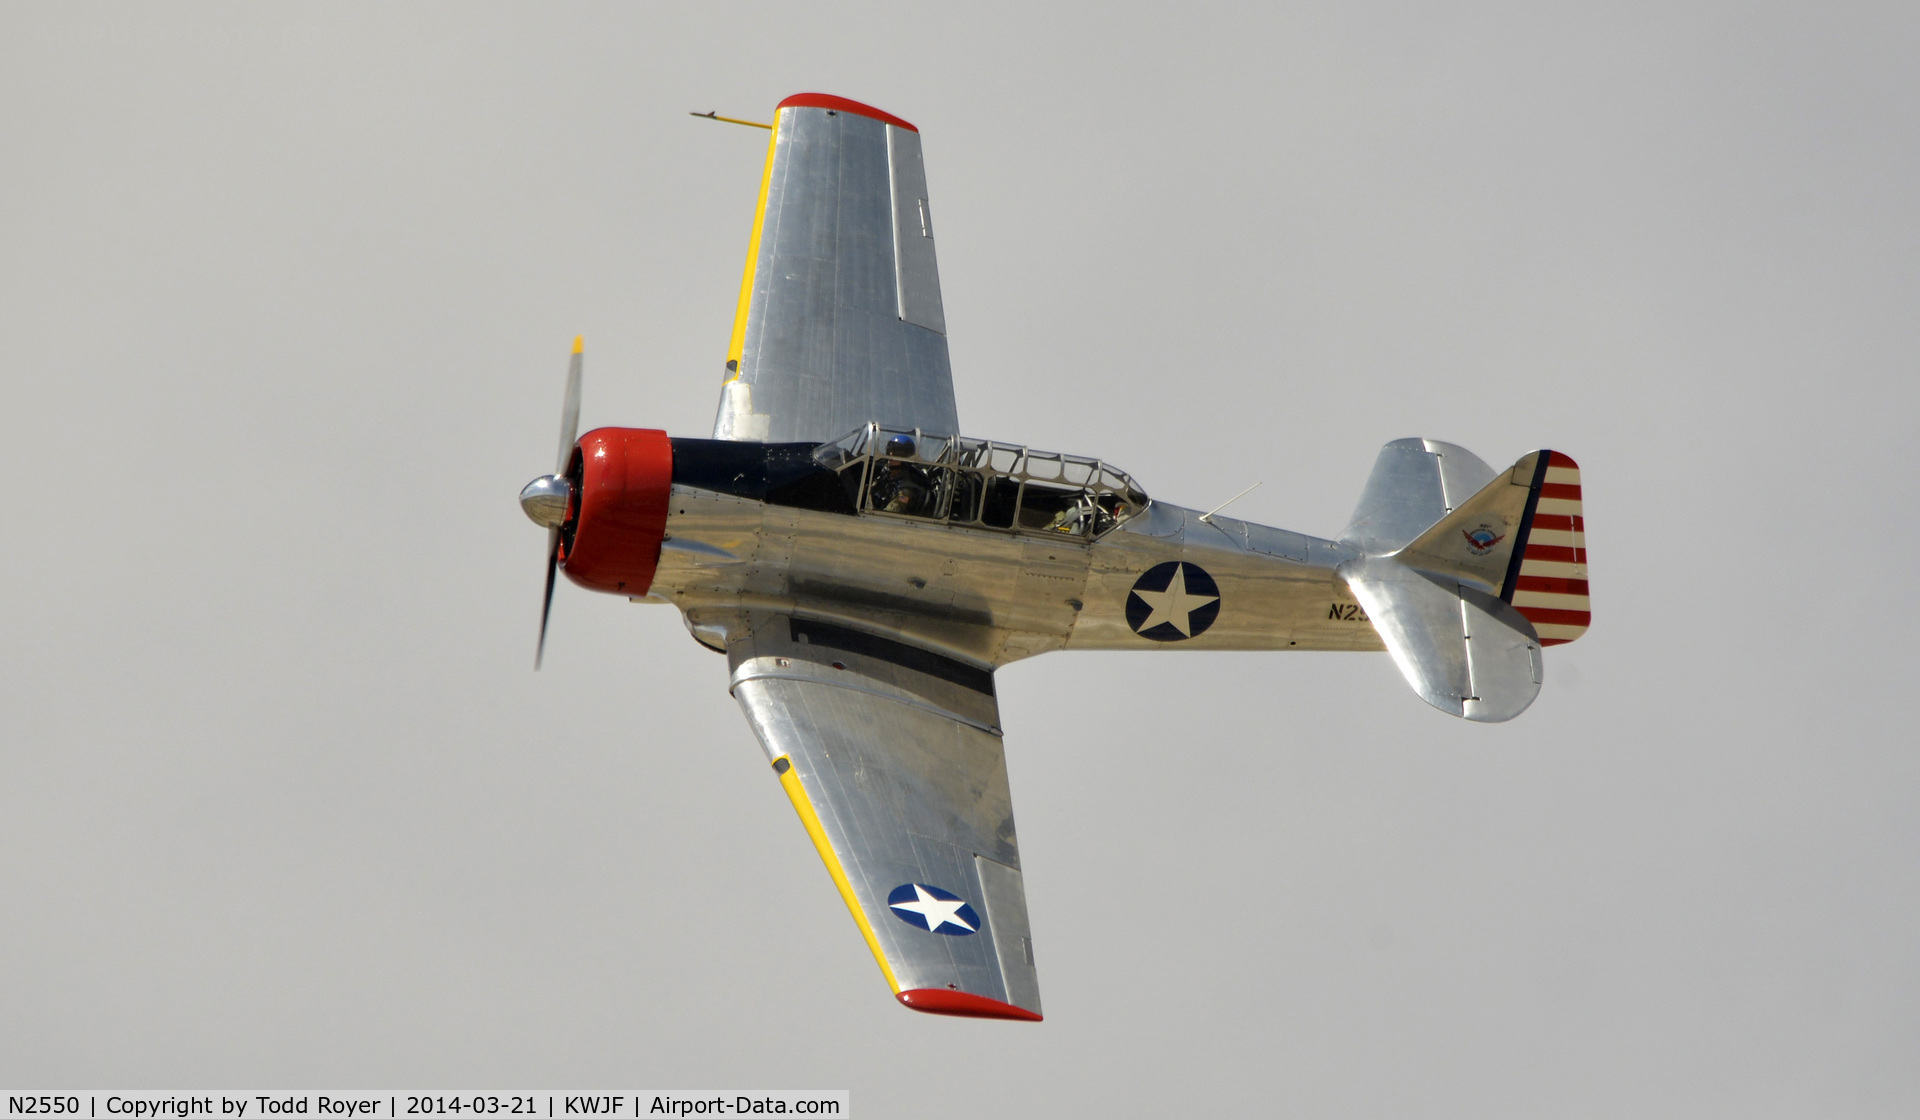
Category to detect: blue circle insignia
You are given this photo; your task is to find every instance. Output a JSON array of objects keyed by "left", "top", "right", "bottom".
[
  {"left": 886, "top": 883, "right": 981, "bottom": 936},
  {"left": 1125, "top": 561, "right": 1221, "bottom": 642}
]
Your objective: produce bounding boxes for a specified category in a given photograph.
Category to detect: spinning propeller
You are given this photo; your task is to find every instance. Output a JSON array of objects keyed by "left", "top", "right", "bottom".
[{"left": 519, "top": 336, "right": 584, "bottom": 668}]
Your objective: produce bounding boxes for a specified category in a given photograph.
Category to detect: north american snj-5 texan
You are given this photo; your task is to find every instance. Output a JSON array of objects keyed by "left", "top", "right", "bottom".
[{"left": 517, "top": 94, "right": 1592, "bottom": 1022}]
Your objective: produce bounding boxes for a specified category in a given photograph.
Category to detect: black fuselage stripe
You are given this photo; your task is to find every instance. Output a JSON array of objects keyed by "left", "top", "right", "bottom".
[
  {"left": 787, "top": 618, "right": 996, "bottom": 695},
  {"left": 669, "top": 438, "right": 859, "bottom": 516},
  {"left": 1500, "top": 452, "right": 1553, "bottom": 604}
]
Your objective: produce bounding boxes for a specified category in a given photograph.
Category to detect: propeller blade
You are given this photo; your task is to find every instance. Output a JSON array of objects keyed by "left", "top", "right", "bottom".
[
  {"left": 558, "top": 335, "right": 583, "bottom": 473},
  {"left": 536, "top": 527, "right": 559, "bottom": 669},
  {"left": 537, "top": 336, "right": 582, "bottom": 670}
]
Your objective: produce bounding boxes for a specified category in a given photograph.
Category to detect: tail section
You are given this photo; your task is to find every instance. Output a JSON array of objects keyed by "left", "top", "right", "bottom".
[{"left": 1340, "top": 440, "right": 1591, "bottom": 722}]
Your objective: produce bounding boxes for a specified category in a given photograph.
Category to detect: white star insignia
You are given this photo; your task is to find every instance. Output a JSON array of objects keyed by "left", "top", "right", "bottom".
[
  {"left": 1131, "top": 563, "right": 1219, "bottom": 637},
  {"left": 889, "top": 885, "right": 976, "bottom": 934}
]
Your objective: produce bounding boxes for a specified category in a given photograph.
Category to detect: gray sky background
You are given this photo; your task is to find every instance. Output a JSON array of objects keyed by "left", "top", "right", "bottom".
[{"left": 4, "top": 3, "right": 1917, "bottom": 1115}]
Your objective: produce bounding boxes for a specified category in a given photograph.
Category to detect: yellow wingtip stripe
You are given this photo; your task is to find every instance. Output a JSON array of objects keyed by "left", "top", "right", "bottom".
[
  {"left": 572, "top": 335, "right": 584, "bottom": 355},
  {"left": 725, "top": 110, "right": 781, "bottom": 382},
  {"left": 773, "top": 756, "right": 901, "bottom": 994}
]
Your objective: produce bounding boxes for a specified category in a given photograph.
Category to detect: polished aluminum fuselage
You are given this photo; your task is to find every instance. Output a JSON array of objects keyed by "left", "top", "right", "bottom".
[{"left": 645, "top": 484, "right": 1385, "bottom": 667}]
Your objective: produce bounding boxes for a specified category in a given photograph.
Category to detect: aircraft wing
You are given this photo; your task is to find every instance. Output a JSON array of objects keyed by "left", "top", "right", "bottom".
[
  {"left": 725, "top": 615, "right": 1042, "bottom": 1020},
  {"left": 713, "top": 93, "right": 960, "bottom": 444}
]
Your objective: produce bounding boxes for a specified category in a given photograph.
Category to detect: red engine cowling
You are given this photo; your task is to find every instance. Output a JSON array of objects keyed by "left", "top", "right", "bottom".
[{"left": 560, "top": 427, "right": 673, "bottom": 596}]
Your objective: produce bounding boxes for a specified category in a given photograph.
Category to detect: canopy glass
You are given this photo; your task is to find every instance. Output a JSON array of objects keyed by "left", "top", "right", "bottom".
[{"left": 812, "top": 424, "right": 1149, "bottom": 538}]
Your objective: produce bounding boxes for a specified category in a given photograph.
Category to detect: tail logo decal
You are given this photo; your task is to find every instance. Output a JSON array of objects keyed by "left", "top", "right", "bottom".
[
  {"left": 1126, "top": 561, "right": 1221, "bottom": 641},
  {"left": 1462, "top": 526, "right": 1506, "bottom": 555}
]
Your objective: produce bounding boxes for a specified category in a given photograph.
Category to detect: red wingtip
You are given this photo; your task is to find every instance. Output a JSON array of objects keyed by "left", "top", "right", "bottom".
[
  {"left": 896, "top": 989, "right": 1042, "bottom": 1021},
  {"left": 777, "top": 93, "right": 918, "bottom": 132}
]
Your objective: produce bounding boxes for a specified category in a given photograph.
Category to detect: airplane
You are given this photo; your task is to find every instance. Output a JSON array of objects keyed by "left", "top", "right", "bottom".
[{"left": 517, "top": 93, "right": 1591, "bottom": 1022}]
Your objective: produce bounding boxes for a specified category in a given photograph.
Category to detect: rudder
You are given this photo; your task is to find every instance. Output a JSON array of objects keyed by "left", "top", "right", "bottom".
[{"left": 1505, "top": 452, "right": 1590, "bottom": 646}]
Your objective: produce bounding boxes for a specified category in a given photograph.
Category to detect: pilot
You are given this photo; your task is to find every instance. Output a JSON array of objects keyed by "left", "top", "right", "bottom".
[{"left": 870, "top": 458, "right": 929, "bottom": 515}]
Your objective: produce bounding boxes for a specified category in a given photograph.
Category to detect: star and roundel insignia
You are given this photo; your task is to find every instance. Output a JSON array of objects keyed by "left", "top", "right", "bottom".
[
  {"left": 1126, "top": 561, "right": 1221, "bottom": 642},
  {"left": 887, "top": 883, "right": 981, "bottom": 936}
]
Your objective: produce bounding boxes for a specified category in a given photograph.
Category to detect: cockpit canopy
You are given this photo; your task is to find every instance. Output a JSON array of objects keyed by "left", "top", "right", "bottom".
[{"left": 812, "top": 424, "right": 1149, "bottom": 538}]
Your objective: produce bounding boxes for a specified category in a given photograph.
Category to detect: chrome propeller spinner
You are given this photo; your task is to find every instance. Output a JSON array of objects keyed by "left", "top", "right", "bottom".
[
  {"left": 526, "top": 336, "right": 584, "bottom": 669},
  {"left": 519, "top": 474, "right": 571, "bottom": 529}
]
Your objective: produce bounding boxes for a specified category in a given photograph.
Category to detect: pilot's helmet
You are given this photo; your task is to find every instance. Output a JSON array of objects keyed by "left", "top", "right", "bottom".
[{"left": 884, "top": 434, "right": 917, "bottom": 459}]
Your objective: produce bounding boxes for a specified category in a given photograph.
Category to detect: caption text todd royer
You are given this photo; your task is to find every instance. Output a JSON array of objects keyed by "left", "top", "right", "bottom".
[{"left": 30, "top": 1100, "right": 378, "bottom": 1118}]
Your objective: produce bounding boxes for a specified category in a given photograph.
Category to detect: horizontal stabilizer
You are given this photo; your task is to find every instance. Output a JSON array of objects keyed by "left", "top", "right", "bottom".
[
  {"left": 1340, "top": 555, "right": 1543, "bottom": 722},
  {"left": 1342, "top": 439, "right": 1497, "bottom": 554}
]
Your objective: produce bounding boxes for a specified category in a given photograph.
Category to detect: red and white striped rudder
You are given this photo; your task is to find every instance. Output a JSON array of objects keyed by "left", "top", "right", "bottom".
[{"left": 1505, "top": 451, "right": 1590, "bottom": 645}]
